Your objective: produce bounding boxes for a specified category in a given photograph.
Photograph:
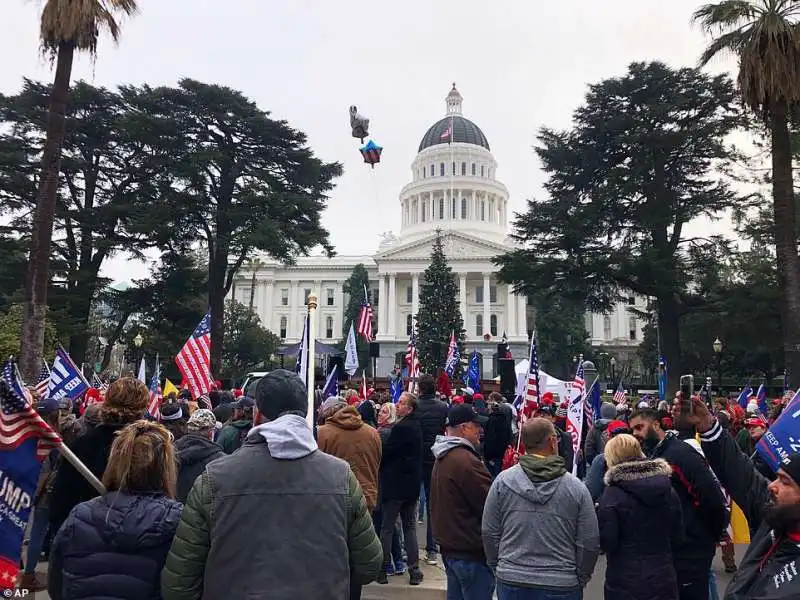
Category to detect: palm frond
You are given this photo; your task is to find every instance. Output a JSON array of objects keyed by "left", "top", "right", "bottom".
[{"left": 693, "top": 0, "right": 761, "bottom": 33}]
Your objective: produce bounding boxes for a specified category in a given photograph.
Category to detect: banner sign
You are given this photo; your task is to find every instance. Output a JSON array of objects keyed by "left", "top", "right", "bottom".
[
  {"left": 566, "top": 387, "right": 584, "bottom": 476},
  {"left": 757, "top": 390, "right": 800, "bottom": 472},
  {"left": 47, "top": 348, "right": 89, "bottom": 403}
]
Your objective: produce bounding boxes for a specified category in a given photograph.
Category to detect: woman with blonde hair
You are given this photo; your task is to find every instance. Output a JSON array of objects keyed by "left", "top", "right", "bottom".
[
  {"left": 48, "top": 421, "right": 181, "bottom": 600},
  {"left": 597, "top": 433, "right": 684, "bottom": 600}
]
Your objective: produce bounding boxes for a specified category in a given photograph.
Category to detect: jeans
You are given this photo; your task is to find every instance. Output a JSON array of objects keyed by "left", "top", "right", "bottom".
[
  {"left": 496, "top": 582, "right": 582, "bottom": 600},
  {"left": 372, "top": 509, "right": 404, "bottom": 564},
  {"left": 422, "top": 463, "right": 437, "bottom": 553},
  {"left": 677, "top": 559, "right": 713, "bottom": 600},
  {"left": 708, "top": 570, "right": 720, "bottom": 600},
  {"left": 24, "top": 507, "right": 49, "bottom": 574},
  {"left": 444, "top": 559, "right": 495, "bottom": 600},
  {"left": 349, "top": 578, "right": 362, "bottom": 600},
  {"left": 419, "top": 483, "right": 426, "bottom": 520},
  {"left": 380, "top": 499, "right": 419, "bottom": 569}
]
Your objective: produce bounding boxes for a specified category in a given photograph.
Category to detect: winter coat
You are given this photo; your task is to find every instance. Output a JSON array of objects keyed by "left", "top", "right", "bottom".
[
  {"left": 598, "top": 459, "right": 684, "bottom": 600},
  {"left": 161, "top": 414, "right": 382, "bottom": 600},
  {"left": 483, "top": 407, "right": 512, "bottom": 462},
  {"left": 48, "top": 491, "right": 181, "bottom": 600},
  {"left": 584, "top": 421, "right": 610, "bottom": 465},
  {"left": 379, "top": 411, "right": 423, "bottom": 502},
  {"left": 648, "top": 432, "right": 729, "bottom": 567},
  {"left": 700, "top": 419, "right": 800, "bottom": 599},
  {"left": 216, "top": 419, "right": 252, "bottom": 454},
  {"left": 318, "top": 406, "right": 382, "bottom": 509},
  {"left": 414, "top": 394, "right": 448, "bottom": 467},
  {"left": 430, "top": 436, "right": 493, "bottom": 562},
  {"left": 49, "top": 423, "right": 129, "bottom": 535},
  {"left": 482, "top": 454, "right": 600, "bottom": 589},
  {"left": 174, "top": 433, "right": 225, "bottom": 503}
]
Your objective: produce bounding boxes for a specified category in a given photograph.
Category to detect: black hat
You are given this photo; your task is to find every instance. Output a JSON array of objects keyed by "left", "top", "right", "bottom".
[
  {"left": 779, "top": 453, "right": 800, "bottom": 486},
  {"left": 254, "top": 369, "right": 308, "bottom": 421},
  {"left": 446, "top": 404, "right": 488, "bottom": 427}
]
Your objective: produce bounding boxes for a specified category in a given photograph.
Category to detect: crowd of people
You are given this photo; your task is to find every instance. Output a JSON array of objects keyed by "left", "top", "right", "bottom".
[{"left": 12, "top": 368, "right": 800, "bottom": 600}]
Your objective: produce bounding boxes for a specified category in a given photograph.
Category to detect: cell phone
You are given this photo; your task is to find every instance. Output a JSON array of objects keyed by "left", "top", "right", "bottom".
[{"left": 679, "top": 375, "right": 694, "bottom": 415}]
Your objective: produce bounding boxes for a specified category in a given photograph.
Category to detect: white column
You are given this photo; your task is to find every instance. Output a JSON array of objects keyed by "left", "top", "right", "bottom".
[
  {"left": 378, "top": 275, "right": 388, "bottom": 335},
  {"left": 388, "top": 273, "right": 397, "bottom": 337},
  {"left": 412, "top": 274, "right": 420, "bottom": 318},
  {"left": 291, "top": 281, "right": 300, "bottom": 337},
  {"left": 263, "top": 281, "right": 274, "bottom": 331},
  {"left": 459, "top": 273, "right": 467, "bottom": 326},
  {"left": 417, "top": 195, "right": 422, "bottom": 223},
  {"left": 506, "top": 284, "right": 516, "bottom": 337},
  {"left": 517, "top": 294, "right": 528, "bottom": 337},
  {"left": 482, "top": 273, "right": 490, "bottom": 337},
  {"left": 314, "top": 281, "right": 323, "bottom": 333}
]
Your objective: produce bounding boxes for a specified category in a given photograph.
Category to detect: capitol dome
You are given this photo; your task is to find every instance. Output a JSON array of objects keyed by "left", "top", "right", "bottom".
[{"left": 418, "top": 84, "right": 490, "bottom": 151}]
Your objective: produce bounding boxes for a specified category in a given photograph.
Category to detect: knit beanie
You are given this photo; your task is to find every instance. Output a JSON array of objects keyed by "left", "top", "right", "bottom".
[
  {"left": 254, "top": 369, "right": 308, "bottom": 421},
  {"left": 780, "top": 453, "right": 800, "bottom": 486},
  {"left": 600, "top": 402, "right": 616, "bottom": 420}
]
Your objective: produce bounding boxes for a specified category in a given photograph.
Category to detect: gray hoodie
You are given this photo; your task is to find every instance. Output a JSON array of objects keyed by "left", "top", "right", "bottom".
[{"left": 482, "top": 454, "right": 600, "bottom": 589}]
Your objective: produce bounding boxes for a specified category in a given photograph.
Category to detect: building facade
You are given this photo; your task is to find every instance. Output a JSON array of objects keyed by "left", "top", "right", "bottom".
[{"left": 230, "top": 85, "right": 647, "bottom": 376}]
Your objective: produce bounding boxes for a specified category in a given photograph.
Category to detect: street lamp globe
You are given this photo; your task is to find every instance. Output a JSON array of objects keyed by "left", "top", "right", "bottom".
[
  {"left": 713, "top": 338, "right": 723, "bottom": 354},
  {"left": 610, "top": 357, "right": 616, "bottom": 367},
  {"left": 133, "top": 333, "right": 144, "bottom": 348}
]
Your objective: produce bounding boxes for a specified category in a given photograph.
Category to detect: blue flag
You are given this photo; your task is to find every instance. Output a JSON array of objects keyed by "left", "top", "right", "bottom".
[
  {"left": 588, "top": 379, "right": 602, "bottom": 424},
  {"left": 322, "top": 365, "right": 339, "bottom": 400},
  {"left": 466, "top": 351, "right": 480, "bottom": 391},
  {"left": 657, "top": 357, "right": 667, "bottom": 401},
  {"left": 755, "top": 383, "right": 768, "bottom": 416},
  {"left": 737, "top": 385, "right": 753, "bottom": 410},
  {"left": 390, "top": 376, "right": 403, "bottom": 404},
  {"left": 757, "top": 389, "right": 800, "bottom": 472},
  {"left": 47, "top": 348, "right": 89, "bottom": 404},
  {"left": 295, "top": 314, "right": 310, "bottom": 389}
]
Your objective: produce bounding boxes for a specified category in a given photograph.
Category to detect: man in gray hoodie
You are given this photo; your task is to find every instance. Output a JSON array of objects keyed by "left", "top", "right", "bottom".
[{"left": 482, "top": 418, "right": 599, "bottom": 600}]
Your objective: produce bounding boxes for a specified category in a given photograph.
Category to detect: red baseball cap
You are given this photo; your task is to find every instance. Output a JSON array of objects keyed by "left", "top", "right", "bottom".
[
  {"left": 607, "top": 420, "right": 630, "bottom": 436},
  {"left": 745, "top": 418, "right": 766, "bottom": 428}
]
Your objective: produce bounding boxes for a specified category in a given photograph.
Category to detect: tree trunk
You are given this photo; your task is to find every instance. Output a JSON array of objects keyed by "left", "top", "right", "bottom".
[
  {"left": 19, "top": 42, "right": 74, "bottom": 381},
  {"left": 657, "top": 293, "right": 682, "bottom": 397},
  {"left": 770, "top": 103, "right": 800, "bottom": 388},
  {"left": 249, "top": 269, "right": 256, "bottom": 311}
]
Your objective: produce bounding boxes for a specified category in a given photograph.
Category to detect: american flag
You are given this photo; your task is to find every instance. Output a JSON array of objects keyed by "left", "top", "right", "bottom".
[
  {"left": 405, "top": 329, "right": 420, "bottom": 392},
  {"left": 440, "top": 124, "right": 452, "bottom": 140},
  {"left": 356, "top": 285, "right": 374, "bottom": 343},
  {"left": 148, "top": 358, "right": 162, "bottom": 419},
  {"left": 573, "top": 360, "right": 591, "bottom": 422},
  {"left": 175, "top": 312, "right": 214, "bottom": 399},
  {"left": 444, "top": 331, "right": 459, "bottom": 377},
  {"left": 613, "top": 381, "right": 627, "bottom": 404},
  {"left": 33, "top": 360, "right": 50, "bottom": 399},
  {"left": 523, "top": 335, "right": 540, "bottom": 415},
  {"left": 1, "top": 358, "right": 62, "bottom": 461}
]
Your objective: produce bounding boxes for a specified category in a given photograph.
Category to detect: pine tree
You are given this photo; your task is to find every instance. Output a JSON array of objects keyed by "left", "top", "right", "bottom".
[
  {"left": 341, "top": 263, "right": 372, "bottom": 375},
  {"left": 416, "top": 231, "right": 465, "bottom": 375}
]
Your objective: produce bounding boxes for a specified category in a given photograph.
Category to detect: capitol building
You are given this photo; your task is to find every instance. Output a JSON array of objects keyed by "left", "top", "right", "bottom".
[{"left": 230, "top": 85, "right": 647, "bottom": 376}]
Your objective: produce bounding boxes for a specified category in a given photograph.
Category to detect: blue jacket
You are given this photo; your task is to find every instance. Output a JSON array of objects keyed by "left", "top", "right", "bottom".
[{"left": 49, "top": 491, "right": 182, "bottom": 600}]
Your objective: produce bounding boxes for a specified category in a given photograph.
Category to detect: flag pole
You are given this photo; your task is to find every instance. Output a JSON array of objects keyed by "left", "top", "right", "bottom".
[{"left": 306, "top": 294, "right": 318, "bottom": 427}]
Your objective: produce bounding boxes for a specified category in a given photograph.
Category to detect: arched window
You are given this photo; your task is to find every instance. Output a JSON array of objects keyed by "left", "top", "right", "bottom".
[
  {"left": 461, "top": 197, "right": 468, "bottom": 219},
  {"left": 279, "top": 316, "right": 287, "bottom": 339},
  {"left": 421, "top": 201, "right": 427, "bottom": 222},
  {"left": 603, "top": 316, "right": 612, "bottom": 340},
  {"left": 439, "top": 197, "right": 445, "bottom": 219},
  {"left": 325, "top": 316, "right": 333, "bottom": 339},
  {"left": 451, "top": 197, "right": 457, "bottom": 218},
  {"left": 471, "top": 163, "right": 476, "bottom": 175},
  {"left": 461, "top": 162, "right": 466, "bottom": 175},
  {"left": 406, "top": 314, "right": 413, "bottom": 336},
  {"left": 430, "top": 164, "right": 435, "bottom": 177},
  {"left": 481, "top": 165, "right": 485, "bottom": 177},
  {"left": 475, "top": 314, "right": 483, "bottom": 337},
  {"left": 480, "top": 200, "right": 486, "bottom": 221},
  {"left": 440, "top": 163, "right": 445, "bottom": 176},
  {"left": 490, "top": 314, "right": 498, "bottom": 337}
]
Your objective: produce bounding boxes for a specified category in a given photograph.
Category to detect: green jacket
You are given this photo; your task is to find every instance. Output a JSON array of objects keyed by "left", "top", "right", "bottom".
[
  {"left": 215, "top": 420, "right": 252, "bottom": 454},
  {"left": 161, "top": 438, "right": 382, "bottom": 599}
]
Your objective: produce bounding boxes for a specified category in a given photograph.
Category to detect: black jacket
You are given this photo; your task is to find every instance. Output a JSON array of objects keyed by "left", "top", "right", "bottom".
[
  {"left": 598, "top": 458, "right": 684, "bottom": 600},
  {"left": 556, "top": 426, "right": 575, "bottom": 470},
  {"left": 379, "top": 412, "right": 423, "bottom": 502},
  {"left": 174, "top": 432, "right": 225, "bottom": 503},
  {"left": 700, "top": 420, "right": 800, "bottom": 599},
  {"left": 648, "top": 432, "right": 729, "bottom": 566},
  {"left": 415, "top": 393, "right": 448, "bottom": 467},
  {"left": 483, "top": 407, "right": 512, "bottom": 461}
]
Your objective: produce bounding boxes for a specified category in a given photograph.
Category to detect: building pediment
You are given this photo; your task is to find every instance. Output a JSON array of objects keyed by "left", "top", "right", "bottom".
[{"left": 375, "top": 231, "right": 510, "bottom": 262}]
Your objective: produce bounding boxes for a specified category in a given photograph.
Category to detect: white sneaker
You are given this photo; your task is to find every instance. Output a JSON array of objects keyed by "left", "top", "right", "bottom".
[{"left": 425, "top": 551, "right": 438, "bottom": 565}]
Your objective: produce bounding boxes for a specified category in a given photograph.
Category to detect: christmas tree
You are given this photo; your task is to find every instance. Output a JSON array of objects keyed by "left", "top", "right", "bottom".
[
  {"left": 341, "top": 263, "right": 372, "bottom": 374},
  {"left": 416, "top": 231, "right": 465, "bottom": 375}
]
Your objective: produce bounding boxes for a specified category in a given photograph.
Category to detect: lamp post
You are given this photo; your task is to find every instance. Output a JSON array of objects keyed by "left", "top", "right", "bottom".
[
  {"left": 713, "top": 337, "right": 723, "bottom": 396},
  {"left": 610, "top": 356, "right": 617, "bottom": 389},
  {"left": 133, "top": 332, "right": 144, "bottom": 376}
]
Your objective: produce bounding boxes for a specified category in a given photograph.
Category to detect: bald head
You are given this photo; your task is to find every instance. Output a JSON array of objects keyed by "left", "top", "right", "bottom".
[{"left": 522, "top": 418, "right": 557, "bottom": 455}]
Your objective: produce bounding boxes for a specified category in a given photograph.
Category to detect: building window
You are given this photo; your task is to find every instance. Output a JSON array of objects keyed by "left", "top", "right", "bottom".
[
  {"left": 490, "top": 314, "right": 498, "bottom": 337},
  {"left": 481, "top": 165, "right": 485, "bottom": 177},
  {"left": 452, "top": 162, "right": 456, "bottom": 175},
  {"left": 471, "top": 163, "right": 476, "bottom": 175},
  {"left": 303, "top": 288, "right": 311, "bottom": 304},
  {"left": 421, "top": 201, "right": 426, "bottom": 222},
  {"left": 475, "top": 286, "right": 484, "bottom": 303},
  {"left": 490, "top": 285, "right": 497, "bottom": 303},
  {"left": 629, "top": 316, "right": 638, "bottom": 341},
  {"left": 440, "top": 163, "right": 445, "bottom": 176},
  {"left": 430, "top": 164, "right": 435, "bottom": 177},
  {"left": 406, "top": 286, "right": 413, "bottom": 304},
  {"left": 372, "top": 289, "right": 379, "bottom": 306},
  {"left": 406, "top": 314, "right": 413, "bottom": 336},
  {"left": 461, "top": 162, "right": 466, "bottom": 175},
  {"left": 475, "top": 314, "right": 483, "bottom": 337},
  {"left": 280, "top": 288, "right": 289, "bottom": 306},
  {"left": 326, "top": 288, "right": 335, "bottom": 306},
  {"left": 627, "top": 296, "right": 636, "bottom": 305},
  {"left": 439, "top": 197, "right": 445, "bottom": 219},
  {"left": 603, "top": 316, "right": 612, "bottom": 340},
  {"left": 480, "top": 201, "right": 486, "bottom": 221},
  {"left": 326, "top": 316, "right": 333, "bottom": 339},
  {"left": 279, "top": 316, "right": 287, "bottom": 339},
  {"left": 451, "top": 197, "right": 457, "bottom": 218},
  {"left": 461, "top": 197, "right": 467, "bottom": 219}
]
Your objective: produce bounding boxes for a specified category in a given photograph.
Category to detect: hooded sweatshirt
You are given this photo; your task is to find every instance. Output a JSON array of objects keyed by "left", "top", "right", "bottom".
[
  {"left": 585, "top": 403, "right": 616, "bottom": 464},
  {"left": 174, "top": 433, "right": 225, "bottom": 503},
  {"left": 430, "top": 435, "right": 493, "bottom": 562},
  {"left": 482, "top": 453, "right": 600, "bottom": 589}
]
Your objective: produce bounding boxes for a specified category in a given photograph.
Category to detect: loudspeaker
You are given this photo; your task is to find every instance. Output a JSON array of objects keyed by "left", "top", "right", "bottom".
[
  {"left": 369, "top": 342, "right": 380, "bottom": 358},
  {"left": 499, "top": 359, "right": 516, "bottom": 397},
  {"left": 431, "top": 342, "right": 442, "bottom": 364},
  {"left": 328, "top": 355, "right": 344, "bottom": 377}
]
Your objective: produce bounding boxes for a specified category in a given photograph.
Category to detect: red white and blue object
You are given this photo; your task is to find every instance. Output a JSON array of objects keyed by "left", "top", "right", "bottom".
[
  {"left": 0, "top": 357, "right": 63, "bottom": 584},
  {"left": 523, "top": 336, "right": 541, "bottom": 414},
  {"left": 444, "top": 331, "right": 459, "bottom": 377},
  {"left": 359, "top": 140, "right": 383, "bottom": 169},
  {"left": 613, "top": 382, "right": 627, "bottom": 405},
  {"left": 405, "top": 329, "right": 420, "bottom": 392},
  {"left": 148, "top": 358, "right": 162, "bottom": 419},
  {"left": 322, "top": 364, "right": 339, "bottom": 400},
  {"left": 756, "top": 389, "right": 800, "bottom": 473},
  {"left": 47, "top": 348, "right": 89, "bottom": 404},
  {"left": 356, "top": 285, "right": 374, "bottom": 343},
  {"left": 176, "top": 312, "right": 213, "bottom": 399},
  {"left": 33, "top": 360, "right": 50, "bottom": 399}
]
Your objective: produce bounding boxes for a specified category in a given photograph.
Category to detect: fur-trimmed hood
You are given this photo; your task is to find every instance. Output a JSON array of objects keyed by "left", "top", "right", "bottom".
[{"left": 604, "top": 458, "right": 673, "bottom": 506}]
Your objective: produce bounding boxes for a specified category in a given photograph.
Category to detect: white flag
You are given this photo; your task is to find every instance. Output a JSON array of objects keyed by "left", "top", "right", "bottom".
[
  {"left": 566, "top": 385, "right": 585, "bottom": 476},
  {"left": 137, "top": 357, "right": 147, "bottom": 383},
  {"left": 345, "top": 323, "right": 359, "bottom": 376}
]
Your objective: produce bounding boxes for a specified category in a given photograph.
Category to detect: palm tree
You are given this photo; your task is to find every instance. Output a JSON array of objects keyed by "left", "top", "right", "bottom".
[
  {"left": 19, "top": 0, "right": 138, "bottom": 380},
  {"left": 694, "top": 0, "right": 800, "bottom": 386}
]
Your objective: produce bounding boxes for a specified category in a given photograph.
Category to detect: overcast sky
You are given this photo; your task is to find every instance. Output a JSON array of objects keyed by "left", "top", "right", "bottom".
[{"left": 1, "top": 0, "right": 738, "bottom": 282}]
